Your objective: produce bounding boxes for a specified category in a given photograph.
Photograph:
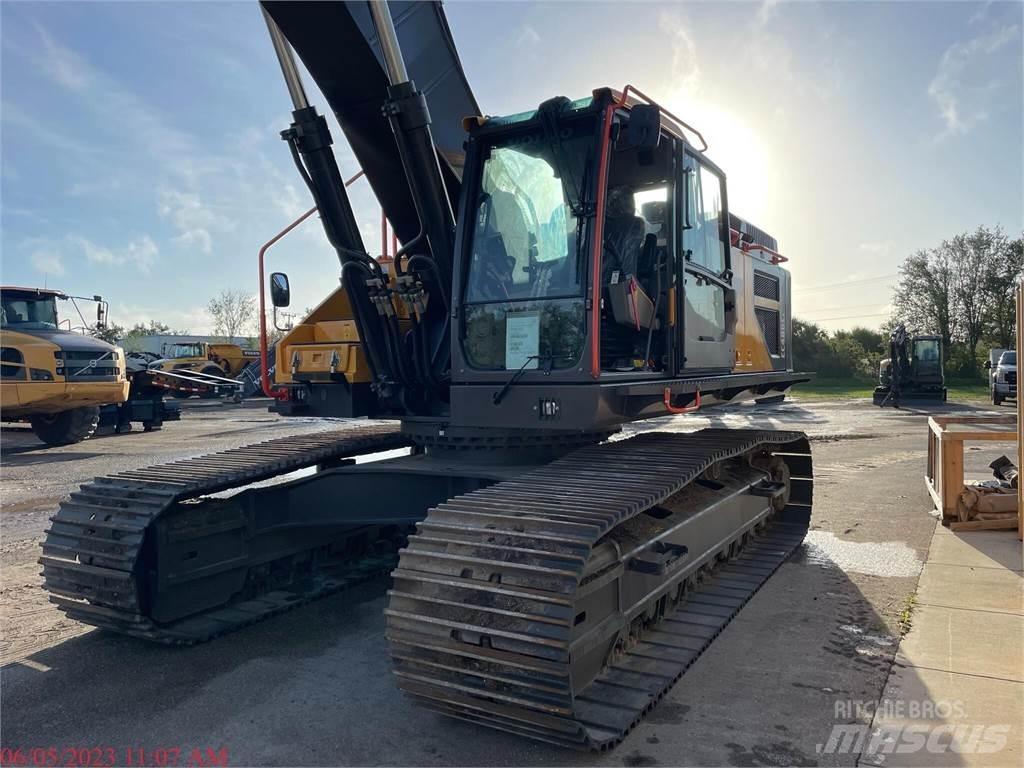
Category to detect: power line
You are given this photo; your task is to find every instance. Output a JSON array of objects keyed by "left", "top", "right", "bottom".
[
  {"left": 799, "top": 311, "right": 891, "bottom": 322},
  {"left": 798, "top": 301, "right": 888, "bottom": 313},
  {"left": 793, "top": 273, "right": 898, "bottom": 294}
]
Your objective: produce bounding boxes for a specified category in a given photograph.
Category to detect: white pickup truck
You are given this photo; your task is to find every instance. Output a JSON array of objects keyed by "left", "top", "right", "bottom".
[{"left": 988, "top": 349, "right": 1016, "bottom": 405}]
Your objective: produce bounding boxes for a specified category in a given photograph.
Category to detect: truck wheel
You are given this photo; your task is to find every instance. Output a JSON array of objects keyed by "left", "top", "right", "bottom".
[
  {"left": 29, "top": 406, "right": 101, "bottom": 446},
  {"left": 199, "top": 365, "right": 224, "bottom": 399}
]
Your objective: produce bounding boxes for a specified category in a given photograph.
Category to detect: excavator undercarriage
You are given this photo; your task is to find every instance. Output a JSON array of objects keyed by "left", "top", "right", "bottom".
[{"left": 42, "top": 424, "right": 810, "bottom": 750}]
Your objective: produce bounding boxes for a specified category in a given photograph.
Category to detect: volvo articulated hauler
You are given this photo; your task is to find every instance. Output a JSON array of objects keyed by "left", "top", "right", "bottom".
[
  {"left": 41, "top": 1, "right": 813, "bottom": 749},
  {"left": 1, "top": 286, "right": 129, "bottom": 445}
]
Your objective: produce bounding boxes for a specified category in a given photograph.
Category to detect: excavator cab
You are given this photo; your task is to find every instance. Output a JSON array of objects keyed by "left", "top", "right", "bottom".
[
  {"left": 448, "top": 89, "right": 789, "bottom": 430},
  {"left": 457, "top": 94, "right": 679, "bottom": 378},
  {"left": 873, "top": 327, "right": 946, "bottom": 406}
]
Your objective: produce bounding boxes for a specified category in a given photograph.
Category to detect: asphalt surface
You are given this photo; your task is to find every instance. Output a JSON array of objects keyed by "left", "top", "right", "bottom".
[{"left": 0, "top": 395, "right": 1013, "bottom": 766}]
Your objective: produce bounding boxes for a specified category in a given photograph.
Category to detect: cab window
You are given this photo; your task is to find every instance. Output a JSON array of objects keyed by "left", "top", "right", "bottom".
[{"left": 683, "top": 158, "right": 726, "bottom": 274}]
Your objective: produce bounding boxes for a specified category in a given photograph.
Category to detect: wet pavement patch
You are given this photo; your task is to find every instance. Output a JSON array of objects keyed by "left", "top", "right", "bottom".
[
  {"left": 622, "top": 752, "right": 658, "bottom": 767},
  {"left": 800, "top": 531, "right": 924, "bottom": 577},
  {"left": 725, "top": 741, "right": 818, "bottom": 767},
  {"left": 644, "top": 701, "right": 691, "bottom": 725}
]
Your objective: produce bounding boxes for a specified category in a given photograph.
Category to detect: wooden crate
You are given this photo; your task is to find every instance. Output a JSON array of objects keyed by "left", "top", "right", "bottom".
[{"left": 925, "top": 415, "right": 1019, "bottom": 532}]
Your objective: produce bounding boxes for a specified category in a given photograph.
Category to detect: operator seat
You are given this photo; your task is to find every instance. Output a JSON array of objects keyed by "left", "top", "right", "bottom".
[
  {"left": 602, "top": 187, "right": 645, "bottom": 284},
  {"left": 639, "top": 200, "right": 668, "bottom": 283}
]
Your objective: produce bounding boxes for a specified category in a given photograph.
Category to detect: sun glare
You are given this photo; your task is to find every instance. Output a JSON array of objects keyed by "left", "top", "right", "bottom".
[{"left": 676, "top": 101, "right": 773, "bottom": 226}]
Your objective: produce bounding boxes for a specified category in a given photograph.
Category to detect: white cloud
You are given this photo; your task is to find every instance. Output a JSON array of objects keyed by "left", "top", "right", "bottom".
[
  {"left": 858, "top": 241, "right": 895, "bottom": 256},
  {"left": 30, "top": 250, "right": 66, "bottom": 276},
  {"left": 970, "top": 1, "right": 994, "bottom": 26},
  {"left": 756, "top": 0, "right": 782, "bottom": 28},
  {"left": 110, "top": 302, "right": 212, "bottom": 335},
  {"left": 78, "top": 235, "right": 158, "bottom": 272},
  {"left": 174, "top": 228, "right": 214, "bottom": 255},
  {"left": 67, "top": 178, "right": 122, "bottom": 198},
  {"left": 25, "top": 22, "right": 198, "bottom": 182},
  {"left": 516, "top": 25, "right": 541, "bottom": 47},
  {"left": 158, "top": 188, "right": 233, "bottom": 255},
  {"left": 658, "top": 12, "right": 701, "bottom": 97},
  {"left": 34, "top": 22, "right": 93, "bottom": 92},
  {"left": 81, "top": 240, "right": 117, "bottom": 266},
  {"left": 125, "top": 237, "right": 158, "bottom": 271},
  {"left": 928, "top": 24, "right": 1020, "bottom": 139}
]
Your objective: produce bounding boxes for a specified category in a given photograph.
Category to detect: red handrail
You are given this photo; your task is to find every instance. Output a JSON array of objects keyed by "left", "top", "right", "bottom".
[
  {"left": 257, "top": 171, "right": 368, "bottom": 400},
  {"left": 615, "top": 84, "right": 708, "bottom": 152},
  {"left": 258, "top": 206, "right": 317, "bottom": 400},
  {"left": 664, "top": 387, "right": 701, "bottom": 414},
  {"left": 743, "top": 242, "right": 789, "bottom": 264}
]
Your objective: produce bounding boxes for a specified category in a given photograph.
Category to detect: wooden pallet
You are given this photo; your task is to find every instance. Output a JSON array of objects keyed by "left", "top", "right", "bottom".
[{"left": 925, "top": 415, "right": 1020, "bottom": 532}]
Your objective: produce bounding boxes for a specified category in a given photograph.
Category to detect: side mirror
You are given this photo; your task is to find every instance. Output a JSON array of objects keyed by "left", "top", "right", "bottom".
[
  {"left": 96, "top": 299, "right": 107, "bottom": 329},
  {"left": 620, "top": 104, "right": 661, "bottom": 150},
  {"left": 984, "top": 360, "right": 992, "bottom": 370},
  {"left": 270, "top": 272, "right": 291, "bottom": 308}
]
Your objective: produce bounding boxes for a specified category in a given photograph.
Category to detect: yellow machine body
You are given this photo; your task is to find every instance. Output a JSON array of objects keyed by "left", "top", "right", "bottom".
[
  {"left": 274, "top": 266, "right": 414, "bottom": 387},
  {"left": 1, "top": 288, "right": 129, "bottom": 420},
  {"left": 730, "top": 247, "right": 788, "bottom": 374},
  {"left": 151, "top": 342, "right": 259, "bottom": 377}
]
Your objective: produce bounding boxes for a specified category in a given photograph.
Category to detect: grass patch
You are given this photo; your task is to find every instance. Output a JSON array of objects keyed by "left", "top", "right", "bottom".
[
  {"left": 790, "top": 379, "right": 877, "bottom": 400},
  {"left": 898, "top": 593, "right": 918, "bottom": 635},
  {"left": 790, "top": 378, "right": 990, "bottom": 403},
  {"left": 946, "top": 381, "right": 990, "bottom": 403}
]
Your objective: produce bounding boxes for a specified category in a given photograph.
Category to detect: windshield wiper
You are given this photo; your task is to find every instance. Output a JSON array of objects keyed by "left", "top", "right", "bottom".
[{"left": 492, "top": 354, "right": 571, "bottom": 405}]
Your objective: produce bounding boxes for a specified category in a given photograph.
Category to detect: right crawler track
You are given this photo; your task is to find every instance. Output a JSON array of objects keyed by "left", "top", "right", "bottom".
[{"left": 385, "top": 428, "right": 813, "bottom": 749}]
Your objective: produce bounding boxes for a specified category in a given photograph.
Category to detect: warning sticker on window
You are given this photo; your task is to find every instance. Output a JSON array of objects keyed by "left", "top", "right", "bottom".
[{"left": 505, "top": 312, "right": 540, "bottom": 370}]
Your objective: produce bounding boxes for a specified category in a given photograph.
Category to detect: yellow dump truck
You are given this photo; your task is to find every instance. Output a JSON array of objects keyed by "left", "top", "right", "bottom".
[
  {"left": 1, "top": 286, "right": 129, "bottom": 445},
  {"left": 149, "top": 341, "right": 258, "bottom": 398}
]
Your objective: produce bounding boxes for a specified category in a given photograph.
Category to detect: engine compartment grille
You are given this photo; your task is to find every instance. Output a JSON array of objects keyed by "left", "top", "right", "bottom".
[
  {"left": 753, "top": 270, "right": 780, "bottom": 301},
  {"left": 755, "top": 307, "right": 780, "bottom": 355},
  {"left": 57, "top": 350, "right": 120, "bottom": 379}
]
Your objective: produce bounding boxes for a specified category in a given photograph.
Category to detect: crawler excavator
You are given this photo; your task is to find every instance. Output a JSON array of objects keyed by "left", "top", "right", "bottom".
[{"left": 40, "top": 1, "right": 813, "bottom": 750}]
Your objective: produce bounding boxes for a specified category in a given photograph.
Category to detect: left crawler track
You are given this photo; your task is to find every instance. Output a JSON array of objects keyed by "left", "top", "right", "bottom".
[{"left": 40, "top": 423, "right": 413, "bottom": 643}]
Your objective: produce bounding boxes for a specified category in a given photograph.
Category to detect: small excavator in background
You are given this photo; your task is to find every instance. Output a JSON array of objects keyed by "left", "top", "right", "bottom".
[
  {"left": 873, "top": 323, "right": 947, "bottom": 407},
  {"left": 41, "top": 1, "right": 813, "bottom": 749}
]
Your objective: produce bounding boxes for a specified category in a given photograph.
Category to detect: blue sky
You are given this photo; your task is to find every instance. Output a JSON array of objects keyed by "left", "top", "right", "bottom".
[{"left": 2, "top": 0, "right": 1021, "bottom": 333}]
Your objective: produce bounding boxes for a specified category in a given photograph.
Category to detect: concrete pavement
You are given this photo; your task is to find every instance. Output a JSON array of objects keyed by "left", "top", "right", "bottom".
[
  {"left": 1, "top": 396, "right": 1021, "bottom": 766},
  {"left": 861, "top": 526, "right": 1023, "bottom": 768}
]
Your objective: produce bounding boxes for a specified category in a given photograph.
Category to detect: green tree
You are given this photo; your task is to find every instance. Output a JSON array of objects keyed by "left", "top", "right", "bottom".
[
  {"left": 982, "top": 232, "right": 1022, "bottom": 349},
  {"left": 89, "top": 322, "right": 125, "bottom": 344},
  {"left": 792, "top": 319, "right": 827, "bottom": 372},
  {"left": 208, "top": 290, "right": 256, "bottom": 343},
  {"left": 893, "top": 248, "right": 956, "bottom": 361},
  {"left": 124, "top": 320, "right": 190, "bottom": 337}
]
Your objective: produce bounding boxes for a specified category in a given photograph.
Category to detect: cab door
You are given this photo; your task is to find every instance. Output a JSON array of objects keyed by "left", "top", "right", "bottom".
[{"left": 680, "top": 153, "right": 735, "bottom": 372}]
